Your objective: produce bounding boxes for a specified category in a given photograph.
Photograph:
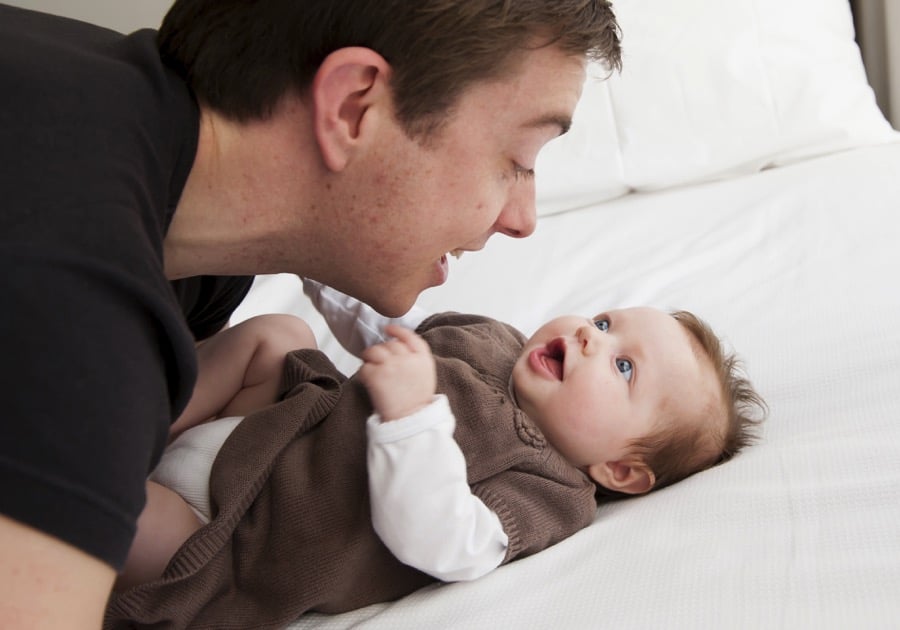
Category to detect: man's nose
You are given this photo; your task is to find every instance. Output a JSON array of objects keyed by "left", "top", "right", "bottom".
[{"left": 494, "top": 187, "right": 537, "bottom": 239}]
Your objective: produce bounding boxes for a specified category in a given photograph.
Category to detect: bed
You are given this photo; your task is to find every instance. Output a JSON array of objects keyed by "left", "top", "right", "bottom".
[{"left": 228, "top": 0, "right": 900, "bottom": 627}]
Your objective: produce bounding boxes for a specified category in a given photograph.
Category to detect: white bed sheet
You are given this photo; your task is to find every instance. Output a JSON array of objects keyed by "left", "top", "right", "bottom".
[{"left": 231, "top": 143, "right": 900, "bottom": 629}]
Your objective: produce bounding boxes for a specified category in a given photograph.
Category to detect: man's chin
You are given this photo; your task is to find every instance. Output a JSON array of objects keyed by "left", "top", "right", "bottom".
[
  {"left": 361, "top": 286, "right": 420, "bottom": 318},
  {"left": 368, "top": 255, "right": 451, "bottom": 316},
  {"left": 314, "top": 273, "right": 418, "bottom": 318},
  {"left": 369, "top": 295, "right": 418, "bottom": 318}
]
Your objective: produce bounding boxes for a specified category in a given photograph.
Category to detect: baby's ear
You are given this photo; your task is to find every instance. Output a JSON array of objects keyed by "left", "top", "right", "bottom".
[{"left": 587, "top": 460, "right": 655, "bottom": 495}]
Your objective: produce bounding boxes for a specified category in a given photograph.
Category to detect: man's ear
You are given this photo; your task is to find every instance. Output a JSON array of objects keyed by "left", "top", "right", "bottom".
[
  {"left": 587, "top": 460, "right": 656, "bottom": 495},
  {"left": 311, "top": 47, "right": 391, "bottom": 172}
]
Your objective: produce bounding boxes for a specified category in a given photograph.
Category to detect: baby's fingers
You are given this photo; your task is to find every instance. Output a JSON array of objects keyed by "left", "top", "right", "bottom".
[
  {"left": 360, "top": 326, "right": 430, "bottom": 366},
  {"left": 360, "top": 341, "right": 396, "bottom": 364}
]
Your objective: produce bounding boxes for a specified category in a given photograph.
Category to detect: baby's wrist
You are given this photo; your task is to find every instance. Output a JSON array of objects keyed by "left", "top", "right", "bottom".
[
  {"left": 377, "top": 399, "right": 433, "bottom": 422},
  {"left": 366, "top": 395, "right": 452, "bottom": 441}
]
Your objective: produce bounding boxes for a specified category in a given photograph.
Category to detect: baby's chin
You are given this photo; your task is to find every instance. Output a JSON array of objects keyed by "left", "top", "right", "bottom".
[
  {"left": 508, "top": 364, "right": 541, "bottom": 425},
  {"left": 509, "top": 358, "right": 528, "bottom": 401},
  {"left": 508, "top": 372, "right": 521, "bottom": 408}
]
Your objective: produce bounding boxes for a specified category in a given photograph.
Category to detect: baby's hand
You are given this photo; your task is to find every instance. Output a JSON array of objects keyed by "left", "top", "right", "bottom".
[{"left": 359, "top": 325, "right": 437, "bottom": 421}]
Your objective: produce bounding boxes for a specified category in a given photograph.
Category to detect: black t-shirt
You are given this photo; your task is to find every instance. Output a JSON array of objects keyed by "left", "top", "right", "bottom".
[{"left": 0, "top": 5, "right": 252, "bottom": 568}]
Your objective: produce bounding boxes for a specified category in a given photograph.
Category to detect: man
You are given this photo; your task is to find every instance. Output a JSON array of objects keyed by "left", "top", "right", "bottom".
[{"left": 0, "top": 1, "right": 620, "bottom": 626}]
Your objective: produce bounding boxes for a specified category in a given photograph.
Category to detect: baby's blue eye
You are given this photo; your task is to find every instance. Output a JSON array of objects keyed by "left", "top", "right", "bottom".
[
  {"left": 616, "top": 358, "right": 633, "bottom": 382},
  {"left": 594, "top": 319, "right": 609, "bottom": 332}
]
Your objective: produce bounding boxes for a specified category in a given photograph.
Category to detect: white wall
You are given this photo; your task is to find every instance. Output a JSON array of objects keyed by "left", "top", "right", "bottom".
[
  {"left": 854, "top": 0, "right": 900, "bottom": 128},
  {"left": 882, "top": 2, "right": 900, "bottom": 127},
  {"left": 4, "top": 0, "right": 172, "bottom": 32}
]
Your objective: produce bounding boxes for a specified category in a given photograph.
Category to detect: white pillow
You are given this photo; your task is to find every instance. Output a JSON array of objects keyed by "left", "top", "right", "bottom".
[
  {"left": 534, "top": 65, "right": 627, "bottom": 215},
  {"left": 534, "top": 0, "right": 899, "bottom": 215}
]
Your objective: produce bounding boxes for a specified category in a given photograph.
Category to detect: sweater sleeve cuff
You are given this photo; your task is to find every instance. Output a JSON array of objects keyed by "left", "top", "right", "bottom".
[{"left": 366, "top": 395, "right": 453, "bottom": 443}]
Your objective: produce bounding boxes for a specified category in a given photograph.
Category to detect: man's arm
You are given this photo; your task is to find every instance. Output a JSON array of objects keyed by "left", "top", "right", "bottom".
[{"left": 0, "top": 514, "right": 115, "bottom": 629}]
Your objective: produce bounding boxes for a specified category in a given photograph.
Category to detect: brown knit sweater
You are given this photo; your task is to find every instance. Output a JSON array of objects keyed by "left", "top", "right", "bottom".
[{"left": 105, "top": 313, "right": 598, "bottom": 629}]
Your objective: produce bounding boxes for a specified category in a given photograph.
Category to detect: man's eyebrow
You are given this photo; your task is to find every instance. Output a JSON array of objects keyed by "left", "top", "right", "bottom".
[{"left": 524, "top": 114, "right": 573, "bottom": 137}]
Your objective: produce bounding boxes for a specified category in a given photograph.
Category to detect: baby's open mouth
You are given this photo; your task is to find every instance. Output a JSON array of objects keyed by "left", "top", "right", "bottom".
[{"left": 542, "top": 338, "right": 566, "bottom": 380}]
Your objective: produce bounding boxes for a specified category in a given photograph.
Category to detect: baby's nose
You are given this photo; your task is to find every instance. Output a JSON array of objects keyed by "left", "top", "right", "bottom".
[{"left": 576, "top": 325, "right": 600, "bottom": 354}]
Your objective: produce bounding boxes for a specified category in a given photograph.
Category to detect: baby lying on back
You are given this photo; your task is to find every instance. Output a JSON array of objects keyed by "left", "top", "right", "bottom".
[{"left": 108, "top": 280, "right": 765, "bottom": 629}]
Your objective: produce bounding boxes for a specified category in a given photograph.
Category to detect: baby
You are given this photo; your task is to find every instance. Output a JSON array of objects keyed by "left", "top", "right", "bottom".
[{"left": 107, "top": 280, "right": 765, "bottom": 629}]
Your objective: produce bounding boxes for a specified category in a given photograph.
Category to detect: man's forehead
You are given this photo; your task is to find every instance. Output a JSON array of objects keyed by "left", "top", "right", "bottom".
[{"left": 471, "top": 46, "right": 584, "bottom": 127}]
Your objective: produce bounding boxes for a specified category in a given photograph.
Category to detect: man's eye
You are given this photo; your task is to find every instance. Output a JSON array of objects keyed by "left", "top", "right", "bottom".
[
  {"left": 616, "top": 358, "right": 633, "bottom": 382},
  {"left": 594, "top": 319, "right": 609, "bottom": 332},
  {"left": 512, "top": 163, "right": 535, "bottom": 182}
]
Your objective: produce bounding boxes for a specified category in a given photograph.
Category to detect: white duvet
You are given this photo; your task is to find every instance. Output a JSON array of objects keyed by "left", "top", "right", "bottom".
[{"left": 232, "top": 143, "right": 900, "bottom": 629}]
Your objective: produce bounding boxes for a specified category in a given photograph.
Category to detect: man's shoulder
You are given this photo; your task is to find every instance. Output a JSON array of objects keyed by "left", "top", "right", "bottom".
[{"left": 1, "top": 7, "right": 180, "bottom": 141}]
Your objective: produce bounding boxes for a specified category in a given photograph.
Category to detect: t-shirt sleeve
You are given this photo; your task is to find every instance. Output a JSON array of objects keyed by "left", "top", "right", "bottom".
[
  {"left": 0, "top": 6, "right": 206, "bottom": 571},
  {"left": 170, "top": 275, "right": 255, "bottom": 340},
  {"left": 1, "top": 250, "right": 196, "bottom": 569}
]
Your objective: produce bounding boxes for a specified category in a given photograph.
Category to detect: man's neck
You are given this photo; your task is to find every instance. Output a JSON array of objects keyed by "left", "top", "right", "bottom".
[{"left": 164, "top": 101, "right": 322, "bottom": 279}]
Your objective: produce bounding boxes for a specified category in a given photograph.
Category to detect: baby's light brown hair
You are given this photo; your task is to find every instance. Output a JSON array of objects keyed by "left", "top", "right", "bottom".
[{"left": 597, "top": 310, "right": 766, "bottom": 500}]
